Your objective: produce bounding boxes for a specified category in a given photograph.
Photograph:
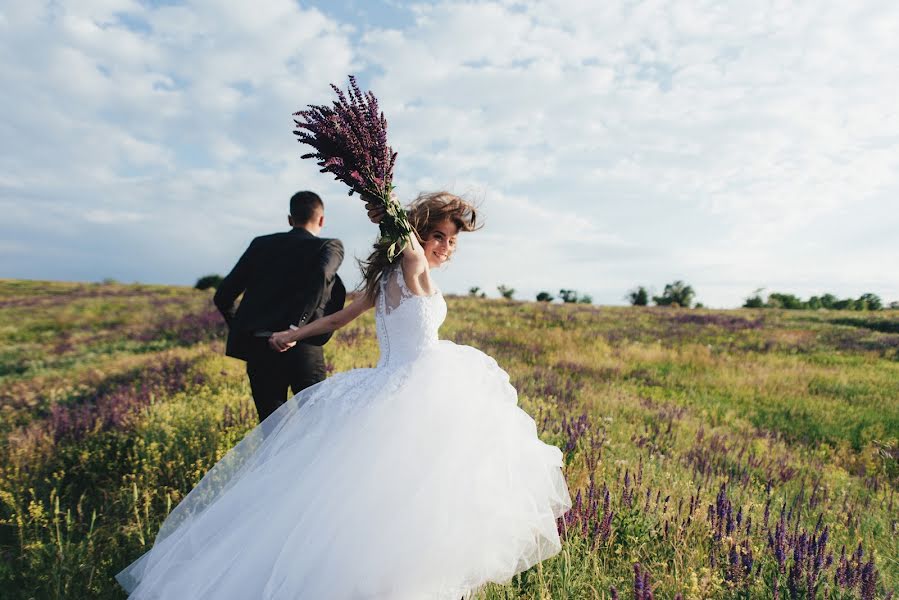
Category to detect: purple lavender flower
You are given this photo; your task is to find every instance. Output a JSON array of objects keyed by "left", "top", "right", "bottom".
[
  {"left": 727, "top": 546, "right": 739, "bottom": 581},
  {"left": 11, "top": 358, "right": 203, "bottom": 447},
  {"left": 621, "top": 469, "right": 634, "bottom": 507},
  {"left": 771, "top": 510, "right": 787, "bottom": 573},
  {"left": 861, "top": 560, "right": 877, "bottom": 600},
  {"left": 598, "top": 484, "right": 613, "bottom": 541},
  {"left": 741, "top": 544, "right": 754, "bottom": 580},
  {"left": 835, "top": 544, "right": 849, "bottom": 587},
  {"left": 293, "top": 75, "right": 410, "bottom": 260},
  {"left": 633, "top": 563, "right": 644, "bottom": 599}
]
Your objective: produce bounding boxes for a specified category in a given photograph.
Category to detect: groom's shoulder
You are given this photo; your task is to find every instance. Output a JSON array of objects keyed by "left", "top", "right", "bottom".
[
  {"left": 318, "top": 237, "right": 344, "bottom": 258},
  {"left": 249, "top": 231, "right": 295, "bottom": 246},
  {"left": 251, "top": 232, "right": 342, "bottom": 250}
]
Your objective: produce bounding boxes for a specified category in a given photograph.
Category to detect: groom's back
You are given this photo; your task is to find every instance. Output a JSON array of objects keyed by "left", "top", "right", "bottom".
[
  {"left": 234, "top": 231, "right": 322, "bottom": 327},
  {"left": 214, "top": 227, "right": 344, "bottom": 360}
]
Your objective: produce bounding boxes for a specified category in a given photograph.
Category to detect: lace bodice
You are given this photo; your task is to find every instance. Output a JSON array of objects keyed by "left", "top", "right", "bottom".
[{"left": 375, "top": 263, "right": 447, "bottom": 367}]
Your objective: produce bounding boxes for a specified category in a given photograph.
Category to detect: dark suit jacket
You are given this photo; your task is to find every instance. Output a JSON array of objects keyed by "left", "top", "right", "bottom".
[{"left": 214, "top": 228, "right": 345, "bottom": 361}]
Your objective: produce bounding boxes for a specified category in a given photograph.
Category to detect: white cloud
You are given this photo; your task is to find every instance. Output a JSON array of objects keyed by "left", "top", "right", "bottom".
[
  {"left": 83, "top": 209, "right": 145, "bottom": 224},
  {"left": 0, "top": 0, "right": 897, "bottom": 306}
]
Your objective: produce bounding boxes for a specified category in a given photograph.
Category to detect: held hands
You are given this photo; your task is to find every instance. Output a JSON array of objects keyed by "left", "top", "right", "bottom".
[{"left": 268, "top": 330, "right": 297, "bottom": 353}]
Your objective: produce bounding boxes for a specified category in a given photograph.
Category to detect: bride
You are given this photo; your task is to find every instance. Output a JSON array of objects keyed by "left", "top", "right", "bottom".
[{"left": 116, "top": 192, "right": 571, "bottom": 599}]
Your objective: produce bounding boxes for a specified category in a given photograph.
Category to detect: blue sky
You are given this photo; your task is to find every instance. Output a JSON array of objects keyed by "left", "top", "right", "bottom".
[{"left": 1, "top": 0, "right": 897, "bottom": 307}]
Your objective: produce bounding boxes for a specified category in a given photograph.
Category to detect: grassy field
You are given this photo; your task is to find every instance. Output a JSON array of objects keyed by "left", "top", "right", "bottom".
[{"left": 0, "top": 279, "right": 897, "bottom": 599}]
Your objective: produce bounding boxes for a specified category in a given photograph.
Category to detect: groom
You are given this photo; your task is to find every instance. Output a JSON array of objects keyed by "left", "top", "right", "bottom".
[{"left": 214, "top": 191, "right": 345, "bottom": 422}]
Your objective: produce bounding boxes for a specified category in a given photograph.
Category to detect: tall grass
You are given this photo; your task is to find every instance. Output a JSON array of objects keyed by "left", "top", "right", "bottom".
[{"left": 0, "top": 282, "right": 896, "bottom": 598}]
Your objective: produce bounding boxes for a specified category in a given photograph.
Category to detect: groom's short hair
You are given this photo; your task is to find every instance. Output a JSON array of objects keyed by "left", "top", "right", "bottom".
[{"left": 290, "top": 191, "right": 324, "bottom": 223}]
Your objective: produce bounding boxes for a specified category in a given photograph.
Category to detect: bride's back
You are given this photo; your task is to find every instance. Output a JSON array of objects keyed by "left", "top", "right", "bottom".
[{"left": 375, "top": 263, "right": 446, "bottom": 368}]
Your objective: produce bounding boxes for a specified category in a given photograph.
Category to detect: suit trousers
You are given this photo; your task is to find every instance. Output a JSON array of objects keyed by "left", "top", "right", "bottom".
[{"left": 245, "top": 341, "right": 326, "bottom": 423}]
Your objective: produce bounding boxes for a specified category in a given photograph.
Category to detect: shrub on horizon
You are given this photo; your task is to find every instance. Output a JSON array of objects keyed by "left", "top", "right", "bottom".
[
  {"left": 468, "top": 286, "right": 486, "bottom": 299},
  {"left": 767, "top": 292, "right": 805, "bottom": 310},
  {"left": 195, "top": 274, "right": 224, "bottom": 291},
  {"left": 743, "top": 287, "right": 765, "bottom": 308},
  {"left": 819, "top": 293, "right": 837, "bottom": 309},
  {"left": 857, "top": 292, "right": 883, "bottom": 311},
  {"left": 497, "top": 284, "right": 515, "bottom": 300},
  {"left": 536, "top": 291, "right": 554, "bottom": 302},
  {"left": 653, "top": 280, "right": 695, "bottom": 308},
  {"left": 832, "top": 298, "right": 858, "bottom": 310},
  {"left": 627, "top": 286, "right": 649, "bottom": 306},
  {"left": 559, "top": 289, "right": 579, "bottom": 303}
]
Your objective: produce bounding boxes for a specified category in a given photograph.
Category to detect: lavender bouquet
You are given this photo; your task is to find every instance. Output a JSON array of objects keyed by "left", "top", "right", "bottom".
[{"left": 293, "top": 75, "right": 412, "bottom": 261}]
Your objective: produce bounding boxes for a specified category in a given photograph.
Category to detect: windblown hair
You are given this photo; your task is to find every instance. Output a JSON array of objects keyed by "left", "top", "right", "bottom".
[{"left": 359, "top": 191, "right": 480, "bottom": 301}]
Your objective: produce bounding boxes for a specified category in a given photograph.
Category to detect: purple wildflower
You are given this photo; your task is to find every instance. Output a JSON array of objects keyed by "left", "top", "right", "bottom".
[
  {"left": 293, "top": 75, "right": 410, "bottom": 260},
  {"left": 633, "top": 563, "right": 644, "bottom": 599},
  {"left": 861, "top": 560, "right": 876, "bottom": 600}
]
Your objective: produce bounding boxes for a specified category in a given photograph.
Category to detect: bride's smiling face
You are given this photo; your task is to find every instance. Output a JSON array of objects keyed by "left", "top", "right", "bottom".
[{"left": 422, "top": 219, "right": 460, "bottom": 268}]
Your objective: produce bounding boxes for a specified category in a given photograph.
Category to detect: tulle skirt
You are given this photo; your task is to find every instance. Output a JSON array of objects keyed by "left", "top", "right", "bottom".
[{"left": 116, "top": 340, "right": 571, "bottom": 599}]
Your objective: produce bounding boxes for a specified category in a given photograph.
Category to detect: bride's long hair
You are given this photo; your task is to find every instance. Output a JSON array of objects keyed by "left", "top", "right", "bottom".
[{"left": 359, "top": 191, "right": 480, "bottom": 301}]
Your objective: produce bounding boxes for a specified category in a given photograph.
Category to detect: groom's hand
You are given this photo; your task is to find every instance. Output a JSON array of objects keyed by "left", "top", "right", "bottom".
[{"left": 268, "top": 331, "right": 296, "bottom": 352}]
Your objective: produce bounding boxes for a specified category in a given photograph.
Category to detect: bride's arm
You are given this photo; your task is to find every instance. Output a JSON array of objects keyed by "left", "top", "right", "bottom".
[
  {"left": 269, "top": 294, "right": 374, "bottom": 352},
  {"left": 363, "top": 195, "right": 432, "bottom": 293},
  {"left": 399, "top": 233, "right": 431, "bottom": 289}
]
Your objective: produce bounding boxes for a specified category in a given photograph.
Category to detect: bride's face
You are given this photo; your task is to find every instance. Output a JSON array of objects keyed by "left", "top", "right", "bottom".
[{"left": 422, "top": 219, "right": 460, "bottom": 268}]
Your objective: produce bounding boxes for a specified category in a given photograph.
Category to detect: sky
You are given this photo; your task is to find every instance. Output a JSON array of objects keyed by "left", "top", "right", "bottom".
[{"left": 1, "top": 0, "right": 897, "bottom": 307}]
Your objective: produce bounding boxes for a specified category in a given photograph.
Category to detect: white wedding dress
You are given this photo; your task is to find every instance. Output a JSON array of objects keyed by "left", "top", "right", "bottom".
[{"left": 116, "top": 263, "right": 571, "bottom": 599}]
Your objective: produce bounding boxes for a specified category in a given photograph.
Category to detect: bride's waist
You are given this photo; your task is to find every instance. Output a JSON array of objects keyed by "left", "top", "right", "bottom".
[{"left": 377, "top": 338, "right": 440, "bottom": 367}]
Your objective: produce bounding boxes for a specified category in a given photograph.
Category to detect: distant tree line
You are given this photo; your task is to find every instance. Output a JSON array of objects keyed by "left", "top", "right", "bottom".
[
  {"left": 201, "top": 273, "right": 896, "bottom": 310},
  {"left": 468, "top": 286, "right": 515, "bottom": 299},
  {"left": 198, "top": 276, "right": 592, "bottom": 304},
  {"left": 627, "top": 280, "right": 699, "bottom": 308},
  {"left": 623, "top": 282, "right": 896, "bottom": 311},
  {"left": 534, "top": 289, "right": 592, "bottom": 304},
  {"left": 466, "top": 287, "right": 593, "bottom": 303},
  {"left": 743, "top": 289, "right": 890, "bottom": 311}
]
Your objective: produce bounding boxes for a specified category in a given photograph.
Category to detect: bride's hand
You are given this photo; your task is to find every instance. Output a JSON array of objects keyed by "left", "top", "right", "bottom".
[
  {"left": 364, "top": 201, "right": 385, "bottom": 224},
  {"left": 269, "top": 331, "right": 297, "bottom": 352},
  {"left": 362, "top": 192, "right": 393, "bottom": 224}
]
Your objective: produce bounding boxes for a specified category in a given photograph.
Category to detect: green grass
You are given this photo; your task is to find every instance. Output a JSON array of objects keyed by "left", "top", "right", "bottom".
[{"left": 0, "top": 281, "right": 897, "bottom": 598}]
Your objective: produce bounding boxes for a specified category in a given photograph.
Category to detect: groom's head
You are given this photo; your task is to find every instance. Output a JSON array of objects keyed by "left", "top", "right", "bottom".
[{"left": 289, "top": 191, "right": 325, "bottom": 235}]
